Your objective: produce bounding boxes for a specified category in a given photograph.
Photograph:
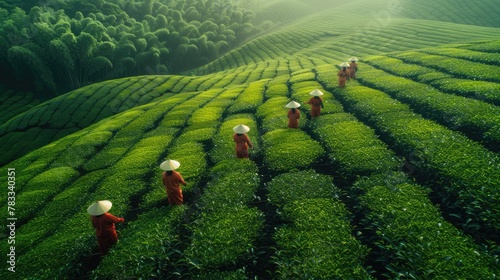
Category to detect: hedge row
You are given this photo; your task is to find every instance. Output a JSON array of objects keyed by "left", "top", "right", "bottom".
[
  {"left": 267, "top": 170, "right": 372, "bottom": 279},
  {"left": 420, "top": 47, "right": 500, "bottom": 65},
  {"left": 256, "top": 97, "right": 290, "bottom": 132},
  {"left": 262, "top": 129, "right": 324, "bottom": 172},
  {"left": 460, "top": 40, "right": 500, "bottom": 53},
  {"left": 394, "top": 51, "right": 500, "bottom": 82},
  {"left": 316, "top": 66, "right": 500, "bottom": 240},
  {"left": 227, "top": 79, "right": 268, "bottom": 114},
  {"left": 357, "top": 64, "right": 500, "bottom": 150},
  {"left": 355, "top": 174, "right": 499, "bottom": 279},
  {"left": 364, "top": 55, "right": 500, "bottom": 106},
  {"left": 185, "top": 115, "right": 264, "bottom": 274},
  {"left": 310, "top": 113, "right": 400, "bottom": 179}
]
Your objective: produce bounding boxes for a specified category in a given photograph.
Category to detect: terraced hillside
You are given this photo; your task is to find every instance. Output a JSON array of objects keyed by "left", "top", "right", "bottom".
[{"left": 1, "top": 0, "right": 499, "bottom": 279}]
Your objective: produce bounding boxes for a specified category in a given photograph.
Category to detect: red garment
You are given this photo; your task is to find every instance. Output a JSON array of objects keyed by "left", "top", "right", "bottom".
[
  {"left": 162, "top": 171, "right": 186, "bottom": 205},
  {"left": 287, "top": 109, "right": 301, "bottom": 128},
  {"left": 233, "top": 133, "right": 253, "bottom": 158},
  {"left": 337, "top": 69, "right": 350, "bottom": 87},
  {"left": 349, "top": 62, "right": 358, "bottom": 79},
  {"left": 307, "top": 97, "right": 323, "bottom": 118},
  {"left": 91, "top": 213, "right": 124, "bottom": 255}
]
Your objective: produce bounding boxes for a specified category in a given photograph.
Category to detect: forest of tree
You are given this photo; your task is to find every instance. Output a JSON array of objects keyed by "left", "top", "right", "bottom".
[{"left": 0, "top": 0, "right": 271, "bottom": 97}]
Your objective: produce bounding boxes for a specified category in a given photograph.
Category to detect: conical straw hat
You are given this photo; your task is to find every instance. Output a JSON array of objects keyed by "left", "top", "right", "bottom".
[
  {"left": 87, "top": 200, "right": 112, "bottom": 216},
  {"left": 349, "top": 57, "right": 359, "bottom": 62},
  {"left": 233, "top": 124, "right": 250, "bottom": 134},
  {"left": 309, "top": 89, "right": 324, "bottom": 96},
  {"left": 160, "top": 159, "right": 181, "bottom": 171},
  {"left": 339, "top": 62, "right": 350, "bottom": 67},
  {"left": 285, "top": 101, "right": 301, "bottom": 108}
]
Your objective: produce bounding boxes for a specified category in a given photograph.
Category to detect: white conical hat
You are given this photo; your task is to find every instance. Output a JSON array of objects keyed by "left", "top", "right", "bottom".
[
  {"left": 339, "top": 62, "right": 350, "bottom": 67},
  {"left": 349, "top": 57, "right": 359, "bottom": 62},
  {"left": 285, "top": 101, "right": 301, "bottom": 108},
  {"left": 233, "top": 124, "right": 250, "bottom": 134},
  {"left": 309, "top": 89, "right": 324, "bottom": 96},
  {"left": 87, "top": 200, "right": 112, "bottom": 216},
  {"left": 160, "top": 159, "right": 180, "bottom": 171}
]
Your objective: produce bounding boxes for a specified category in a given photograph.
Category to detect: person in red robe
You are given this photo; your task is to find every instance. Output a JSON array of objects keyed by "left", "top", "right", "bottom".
[
  {"left": 286, "top": 100, "right": 301, "bottom": 128},
  {"left": 160, "top": 159, "right": 186, "bottom": 206},
  {"left": 88, "top": 200, "right": 124, "bottom": 256},
  {"left": 307, "top": 89, "right": 324, "bottom": 118},
  {"left": 233, "top": 124, "right": 253, "bottom": 158},
  {"left": 348, "top": 57, "right": 359, "bottom": 79},
  {"left": 337, "top": 62, "right": 351, "bottom": 88}
]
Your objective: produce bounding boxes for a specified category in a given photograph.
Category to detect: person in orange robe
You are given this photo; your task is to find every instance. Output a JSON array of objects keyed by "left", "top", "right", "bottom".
[
  {"left": 307, "top": 90, "right": 324, "bottom": 118},
  {"left": 286, "top": 100, "right": 301, "bottom": 128},
  {"left": 233, "top": 124, "right": 253, "bottom": 158},
  {"left": 287, "top": 108, "right": 301, "bottom": 128},
  {"left": 88, "top": 200, "right": 124, "bottom": 256},
  {"left": 337, "top": 63, "right": 350, "bottom": 88},
  {"left": 160, "top": 159, "right": 186, "bottom": 205},
  {"left": 349, "top": 60, "right": 358, "bottom": 79}
]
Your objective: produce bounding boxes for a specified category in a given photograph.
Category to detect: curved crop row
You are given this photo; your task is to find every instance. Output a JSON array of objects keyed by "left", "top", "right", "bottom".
[
  {"left": 311, "top": 114, "right": 400, "bottom": 179},
  {"left": 355, "top": 174, "right": 498, "bottom": 279},
  {"left": 316, "top": 65, "right": 500, "bottom": 241},
  {"left": 394, "top": 51, "right": 500, "bottom": 82},
  {"left": 267, "top": 171, "right": 372, "bottom": 279},
  {"left": 420, "top": 47, "right": 500, "bottom": 65},
  {"left": 364, "top": 55, "right": 500, "bottom": 106},
  {"left": 357, "top": 63, "right": 500, "bottom": 151},
  {"left": 262, "top": 129, "right": 324, "bottom": 172}
]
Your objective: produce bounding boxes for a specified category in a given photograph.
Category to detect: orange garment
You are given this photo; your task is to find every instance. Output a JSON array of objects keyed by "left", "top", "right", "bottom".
[
  {"left": 233, "top": 133, "right": 253, "bottom": 158},
  {"left": 337, "top": 69, "right": 350, "bottom": 87},
  {"left": 307, "top": 97, "right": 323, "bottom": 118},
  {"left": 162, "top": 171, "right": 186, "bottom": 205},
  {"left": 349, "top": 62, "right": 358, "bottom": 79},
  {"left": 287, "top": 109, "right": 301, "bottom": 128},
  {"left": 91, "top": 213, "right": 124, "bottom": 256}
]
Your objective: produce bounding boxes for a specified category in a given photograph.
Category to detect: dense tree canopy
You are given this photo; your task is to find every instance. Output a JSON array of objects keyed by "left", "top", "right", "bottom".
[{"left": 0, "top": 0, "right": 267, "bottom": 96}]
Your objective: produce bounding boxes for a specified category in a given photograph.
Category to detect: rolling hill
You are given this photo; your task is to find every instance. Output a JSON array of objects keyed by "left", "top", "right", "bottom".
[{"left": 1, "top": 0, "right": 499, "bottom": 279}]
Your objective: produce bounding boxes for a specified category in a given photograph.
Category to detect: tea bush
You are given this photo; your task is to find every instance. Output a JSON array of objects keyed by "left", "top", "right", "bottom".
[
  {"left": 267, "top": 171, "right": 371, "bottom": 279},
  {"left": 262, "top": 129, "right": 324, "bottom": 172},
  {"left": 356, "top": 175, "right": 498, "bottom": 278},
  {"left": 358, "top": 64, "right": 500, "bottom": 148},
  {"left": 319, "top": 76, "right": 500, "bottom": 239}
]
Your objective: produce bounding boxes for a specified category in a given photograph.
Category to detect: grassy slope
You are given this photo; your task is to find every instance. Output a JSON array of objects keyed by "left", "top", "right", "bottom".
[{"left": 1, "top": 0, "right": 499, "bottom": 278}]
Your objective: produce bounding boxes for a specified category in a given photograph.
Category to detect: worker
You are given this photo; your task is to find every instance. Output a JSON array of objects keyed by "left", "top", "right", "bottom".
[
  {"left": 337, "top": 62, "right": 351, "bottom": 87},
  {"left": 160, "top": 159, "right": 186, "bottom": 206},
  {"left": 348, "top": 57, "right": 359, "bottom": 79},
  {"left": 88, "top": 200, "right": 125, "bottom": 256},
  {"left": 286, "top": 100, "right": 301, "bottom": 128},
  {"left": 233, "top": 124, "right": 253, "bottom": 158},
  {"left": 307, "top": 89, "right": 324, "bottom": 118}
]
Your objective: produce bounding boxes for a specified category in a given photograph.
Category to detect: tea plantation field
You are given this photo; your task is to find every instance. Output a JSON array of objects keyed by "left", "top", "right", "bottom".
[{"left": 1, "top": 0, "right": 499, "bottom": 278}]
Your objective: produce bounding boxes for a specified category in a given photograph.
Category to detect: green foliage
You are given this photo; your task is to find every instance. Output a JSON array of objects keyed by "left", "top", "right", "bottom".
[
  {"left": 186, "top": 207, "right": 263, "bottom": 269},
  {"left": 0, "top": 0, "right": 264, "bottom": 95},
  {"left": 358, "top": 64, "right": 500, "bottom": 150},
  {"left": 319, "top": 76, "right": 500, "bottom": 239},
  {"left": 356, "top": 175, "right": 497, "bottom": 278},
  {"left": 312, "top": 115, "right": 400, "bottom": 177},
  {"left": 267, "top": 171, "right": 371, "bottom": 279},
  {"left": 395, "top": 51, "right": 500, "bottom": 82},
  {"left": 267, "top": 170, "right": 340, "bottom": 208},
  {"left": 262, "top": 129, "right": 324, "bottom": 172}
]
